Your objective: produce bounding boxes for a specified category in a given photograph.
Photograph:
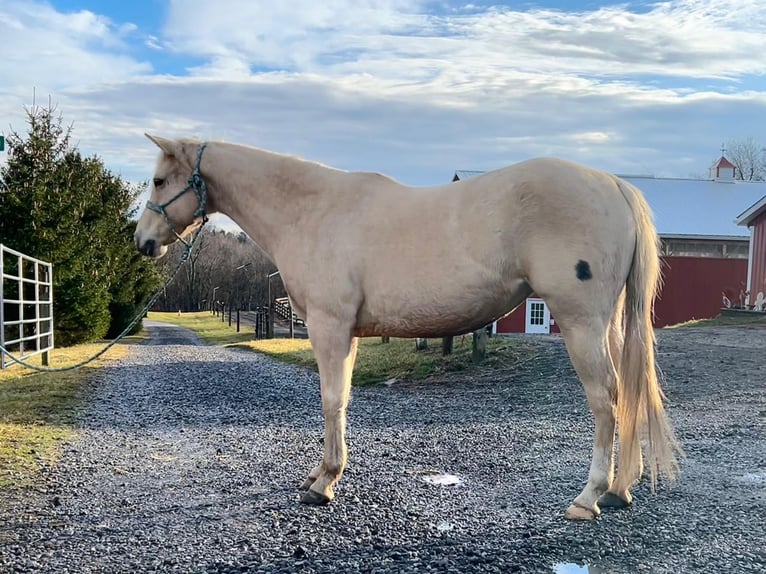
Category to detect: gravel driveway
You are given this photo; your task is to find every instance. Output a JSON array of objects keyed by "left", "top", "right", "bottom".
[{"left": 1, "top": 321, "right": 764, "bottom": 573}]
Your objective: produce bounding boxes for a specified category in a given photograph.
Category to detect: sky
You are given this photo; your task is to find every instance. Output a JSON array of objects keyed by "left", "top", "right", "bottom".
[{"left": 2, "top": 0, "right": 766, "bottom": 229}]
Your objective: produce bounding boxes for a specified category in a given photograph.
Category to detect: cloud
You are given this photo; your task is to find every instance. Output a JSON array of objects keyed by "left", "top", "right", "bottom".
[
  {"left": 162, "top": 0, "right": 766, "bottom": 83},
  {"left": 0, "top": 1, "right": 151, "bottom": 92},
  {"left": 58, "top": 72, "right": 766, "bottom": 184},
  {"left": 163, "top": 0, "right": 430, "bottom": 70},
  {"left": 1, "top": 0, "right": 766, "bottom": 235}
]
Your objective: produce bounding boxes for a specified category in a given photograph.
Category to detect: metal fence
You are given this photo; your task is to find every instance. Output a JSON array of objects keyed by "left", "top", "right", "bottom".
[{"left": 0, "top": 244, "right": 54, "bottom": 369}]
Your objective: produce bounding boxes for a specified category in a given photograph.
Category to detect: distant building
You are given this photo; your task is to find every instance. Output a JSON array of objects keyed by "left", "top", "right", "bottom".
[
  {"left": 736, "top": 195, "right": 766, "bottom": 310},
  {"left": 452, "top": 153, "right": 766, "bottom": 333},
  {"left": 709, "top": 155, "right": 737, "bottom": 180}
]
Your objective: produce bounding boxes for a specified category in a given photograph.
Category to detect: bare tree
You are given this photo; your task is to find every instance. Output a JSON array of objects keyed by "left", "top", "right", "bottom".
[
  {"left": 152, "top": 228, "right": 281, "bottom": 312},
  {"left": 726, "top": 137, "right": 766, "bottom": 181}
]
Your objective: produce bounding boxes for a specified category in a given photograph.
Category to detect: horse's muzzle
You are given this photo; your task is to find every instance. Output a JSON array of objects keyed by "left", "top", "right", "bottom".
[{"left": 137, "top": 238, "right": 156, "bottom": 257}]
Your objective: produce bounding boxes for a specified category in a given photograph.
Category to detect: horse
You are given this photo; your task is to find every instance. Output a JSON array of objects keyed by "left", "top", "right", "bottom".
[{"left": 134, "top": 134, "right": 681, "bottom": 520}]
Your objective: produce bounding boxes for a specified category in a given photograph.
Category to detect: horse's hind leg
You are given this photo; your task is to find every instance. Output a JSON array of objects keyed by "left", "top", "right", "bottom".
[{"left": 559, "top": 318, "right": 618, "bottom": 520}]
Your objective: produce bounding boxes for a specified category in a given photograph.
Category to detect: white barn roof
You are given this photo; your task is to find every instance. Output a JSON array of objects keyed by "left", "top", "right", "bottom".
[
  {"left": 452, "top": 169, "right": 766, "bottom": 238},
  {"left": 621, "top": 176, "right": 766, "bottom": 237}
]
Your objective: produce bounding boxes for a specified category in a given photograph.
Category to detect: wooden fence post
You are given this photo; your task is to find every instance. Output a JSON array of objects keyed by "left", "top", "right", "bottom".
[{"left": 472, "top": 328, "right": 487, "bottom": 363}]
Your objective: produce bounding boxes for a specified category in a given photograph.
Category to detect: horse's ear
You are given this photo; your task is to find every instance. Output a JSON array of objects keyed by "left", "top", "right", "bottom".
[{"left": 145, "top": 133, "right": 180, "bottom": 157}]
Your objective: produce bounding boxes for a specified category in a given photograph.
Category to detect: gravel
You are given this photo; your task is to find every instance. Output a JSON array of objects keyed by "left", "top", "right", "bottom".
[{"left": 1, "top": 321, "right": 764, "bottom": 573}]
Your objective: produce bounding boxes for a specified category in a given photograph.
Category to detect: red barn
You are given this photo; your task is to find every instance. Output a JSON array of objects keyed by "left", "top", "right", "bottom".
[
  {"left": 453, "top": 155, "right": 766, "bottom": 334},
  {"left": 737, "top": 195, "right": 766, "bottom": 310}
]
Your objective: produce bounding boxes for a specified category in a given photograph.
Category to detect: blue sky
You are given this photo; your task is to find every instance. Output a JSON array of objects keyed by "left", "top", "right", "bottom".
[{"left": 2, "top": 0, "right": 766, "bottom": 229}]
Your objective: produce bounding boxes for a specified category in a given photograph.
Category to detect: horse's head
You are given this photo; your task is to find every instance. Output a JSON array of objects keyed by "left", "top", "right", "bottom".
[{"left": 134, "top": 134, "right": 208, "bottom": 258}]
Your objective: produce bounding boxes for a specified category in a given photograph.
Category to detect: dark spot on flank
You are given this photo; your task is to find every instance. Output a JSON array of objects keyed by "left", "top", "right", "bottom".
[{"left": 575, "top": 260, "right": 593, "bottom": 281}]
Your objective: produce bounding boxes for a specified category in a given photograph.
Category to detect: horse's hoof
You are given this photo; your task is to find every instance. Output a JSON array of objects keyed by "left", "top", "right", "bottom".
[
  {"left": 564, "top": 503, "right": 600, "bottom": 521},
  {"left": 298, "top": 477, "right": 316, "bottom": 491},
  {"left": 299, "top": 489, "right": 331, "bottom": 506},
  {"left": 598, "top": 492, "right": 631, "bottom": 509}
]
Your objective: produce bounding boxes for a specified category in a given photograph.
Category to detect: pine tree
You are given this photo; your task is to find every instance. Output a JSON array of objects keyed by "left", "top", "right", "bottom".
[{"left": 0, "top": 103, "right": 161, "bottom": 346}]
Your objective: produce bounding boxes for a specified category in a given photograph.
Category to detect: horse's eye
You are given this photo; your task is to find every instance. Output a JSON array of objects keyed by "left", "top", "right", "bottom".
[{"left": 153, "top": 178, "right": 165, "bottom": 188}]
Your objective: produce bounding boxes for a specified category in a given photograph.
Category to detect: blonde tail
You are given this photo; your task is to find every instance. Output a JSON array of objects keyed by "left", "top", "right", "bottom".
[{"left": 613, "top": 177, "right": 681, "bottom": 492}]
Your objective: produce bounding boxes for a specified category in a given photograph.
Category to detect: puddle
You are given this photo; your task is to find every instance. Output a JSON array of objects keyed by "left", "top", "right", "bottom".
[
  {"left": 420, "top": 472, "right": 462, "bottom": 486},
  {"left": 405, "top": 468, "right": 463, "bottom": 486},
  {"left": 553, "top": 564, "right": 605, "bottom": 574}
]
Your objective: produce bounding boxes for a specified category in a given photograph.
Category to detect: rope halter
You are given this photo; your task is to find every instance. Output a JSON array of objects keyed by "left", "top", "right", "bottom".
[{"left": 145, "top": 143, "right": 209, "bottom": 251}]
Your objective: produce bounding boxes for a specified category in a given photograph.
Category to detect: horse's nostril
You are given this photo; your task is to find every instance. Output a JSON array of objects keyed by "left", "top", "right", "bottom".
[{"left": 140, "top": 239, "right": 156, "bottom": 256}]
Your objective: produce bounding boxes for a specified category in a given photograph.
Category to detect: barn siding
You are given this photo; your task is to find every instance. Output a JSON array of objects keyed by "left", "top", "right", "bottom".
[
  {"left": 496, "top": 256, "right": 749, "bottom": 333},
  {"left": 749, "top": 212, "right": 766, "bottom": 299},
  {"left": 652, "top": 256, "right": 747, "bottom": 326},
  {"left": 496, "top": 307, "right": 525, "bottom": 333}
]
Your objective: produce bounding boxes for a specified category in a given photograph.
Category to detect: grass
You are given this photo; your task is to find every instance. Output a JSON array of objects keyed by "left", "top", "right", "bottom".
[
  {"left": 147, "top": 311, "right": 254, "bottom": 345},
  {"left": 239, "top": 335, "right": 518, "bottom": 386},
  {"left": 666, "top": 312, "right": 766, "bottom": 329},
  {"left": 0, "top": 339, "right": 139, "bottom": 489}
]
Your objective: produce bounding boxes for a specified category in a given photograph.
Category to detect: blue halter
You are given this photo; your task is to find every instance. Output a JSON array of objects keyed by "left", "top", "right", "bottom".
[{"left": 145, "top": 143, "right": 209, "bottom": 247}]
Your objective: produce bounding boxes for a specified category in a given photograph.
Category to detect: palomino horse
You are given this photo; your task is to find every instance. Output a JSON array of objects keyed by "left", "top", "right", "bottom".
[{"left": 134, "top": 135, "right": 681, "bottom": 520}]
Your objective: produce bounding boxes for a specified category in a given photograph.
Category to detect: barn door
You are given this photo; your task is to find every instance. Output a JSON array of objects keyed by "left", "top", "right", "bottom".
[{"left": 525, "top": 298, "right": 550, "bottom": 334}]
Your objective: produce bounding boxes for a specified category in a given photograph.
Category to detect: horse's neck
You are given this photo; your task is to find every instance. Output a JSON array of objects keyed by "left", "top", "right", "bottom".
[{"left": 204, "top": 142, "right": 331, "bottom": 257}]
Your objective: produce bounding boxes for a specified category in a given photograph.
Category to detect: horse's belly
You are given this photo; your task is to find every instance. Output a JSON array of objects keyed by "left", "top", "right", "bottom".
[{"left": 353, "top": 280, "right": 531, "bottom": 338}]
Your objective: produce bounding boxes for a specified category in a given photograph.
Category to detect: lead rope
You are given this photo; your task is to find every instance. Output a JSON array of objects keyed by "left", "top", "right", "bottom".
[{"left": 0, "top": 223, "right": 206, "bottom": 373}]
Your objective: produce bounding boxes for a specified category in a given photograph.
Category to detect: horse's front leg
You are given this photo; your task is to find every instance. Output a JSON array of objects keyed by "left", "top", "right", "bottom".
[{"left": 299, "top": 320, "right": 358, "bottom": 505}]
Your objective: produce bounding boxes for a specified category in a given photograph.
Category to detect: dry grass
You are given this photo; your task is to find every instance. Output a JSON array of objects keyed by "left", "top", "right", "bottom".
[
  {"left": 666, "top": 312, "right": 766, "bottom": 329},
  {"left": 147, "top": 311, "right": 254, "bottom": 345},
  {"left": 238, "top": 335, "right": 517, "bottom": 386}
]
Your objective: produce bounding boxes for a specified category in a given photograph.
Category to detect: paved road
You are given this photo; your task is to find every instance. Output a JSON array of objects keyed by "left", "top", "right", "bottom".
[
  {"left": 0, "top": 322, "right": 764, "bottom": 573},
  {"left": 232, "top": 311, "right": 309, "bottom": 339},
  {"left": 142, "top": 320, "right": 205, "bottom": 346}
]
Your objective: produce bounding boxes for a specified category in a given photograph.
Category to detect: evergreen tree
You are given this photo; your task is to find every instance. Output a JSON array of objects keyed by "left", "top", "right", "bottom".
[{"left": 0, "top": 103, "right": 161, "bottom": 346}]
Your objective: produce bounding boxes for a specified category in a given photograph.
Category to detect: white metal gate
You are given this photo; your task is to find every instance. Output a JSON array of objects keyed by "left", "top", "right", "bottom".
[{"left": 0, "top": 244, "right": 54, "bottom": 369}]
